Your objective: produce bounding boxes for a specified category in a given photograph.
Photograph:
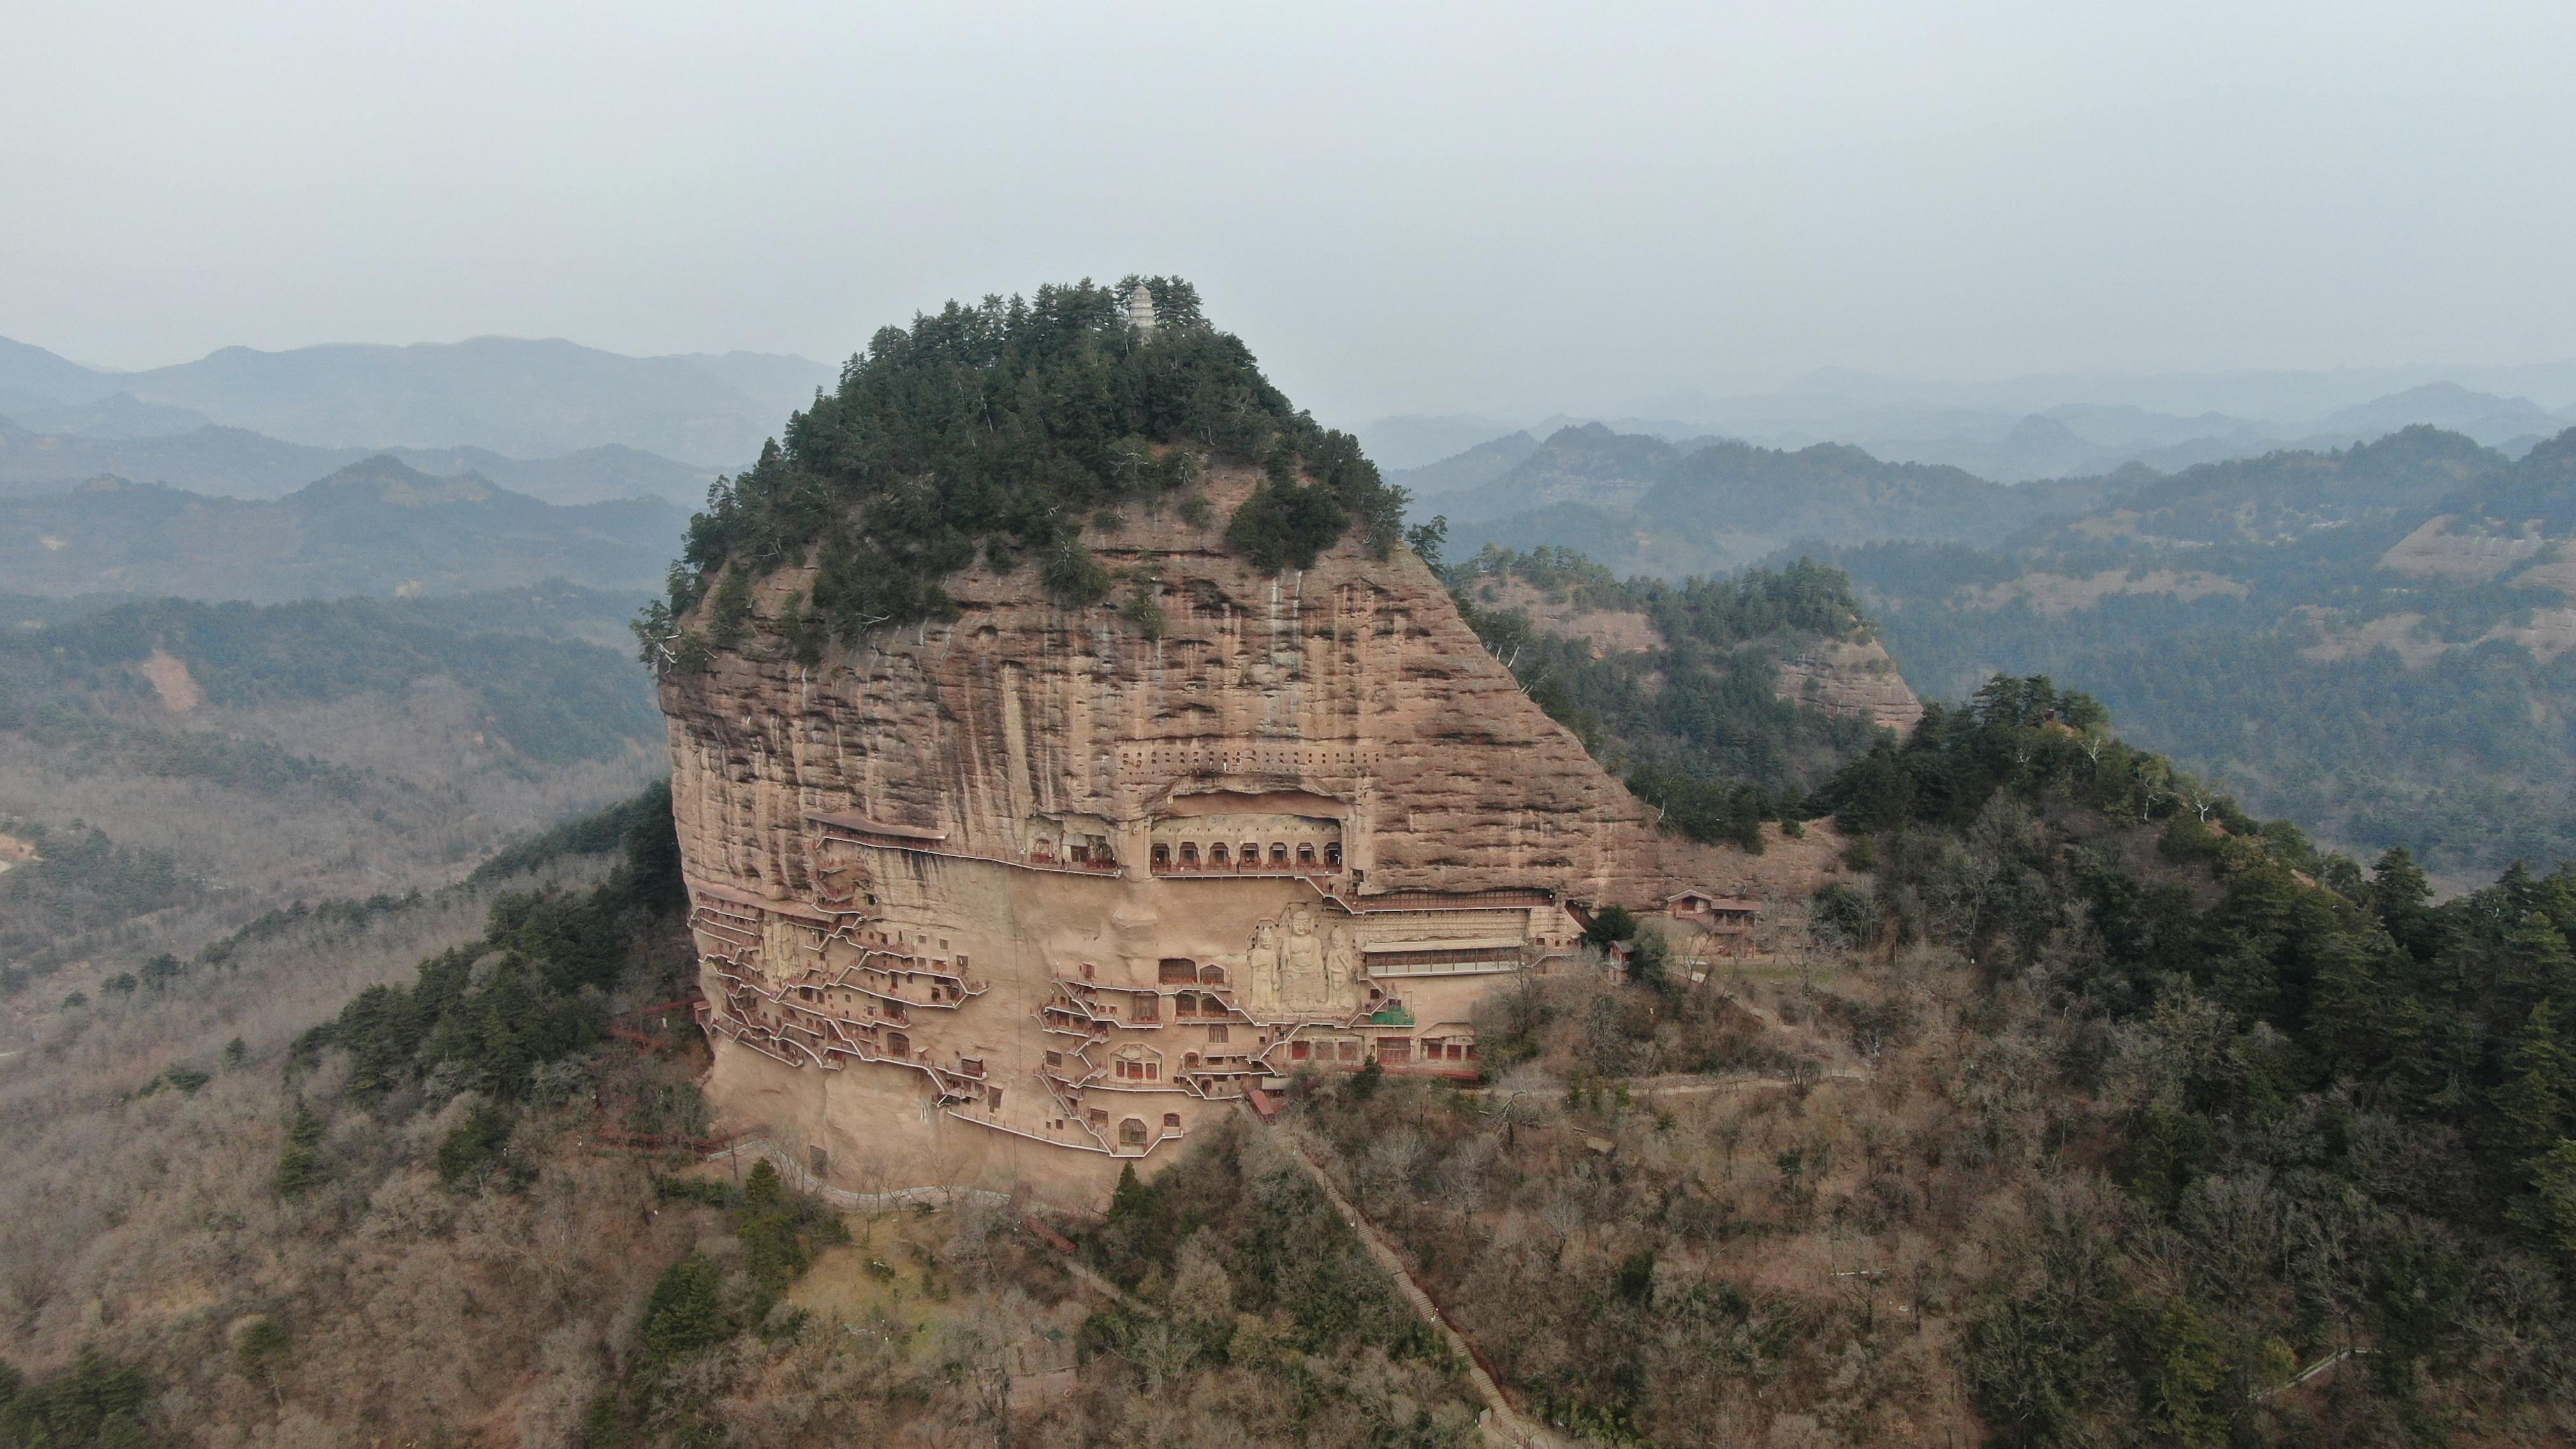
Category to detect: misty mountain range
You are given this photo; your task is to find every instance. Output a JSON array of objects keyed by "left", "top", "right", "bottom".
[
  {"left": 0, "top": 333, "right": 840, "bottom": 504},
  {"left": 0, "top": 416, "right": 714, "bottom": 508},
  {"left": 1365, "top": 362, "right": 2576, "bottom": 479},
  {"left": 1401, "top": 395, "right": 2576, "bottom": 585},
  {"left": 0, "top": 455, "right": 684, "bottom": 602},
  {"left": 1405, "top": 422, "right": 2141, "bottom": 574}
]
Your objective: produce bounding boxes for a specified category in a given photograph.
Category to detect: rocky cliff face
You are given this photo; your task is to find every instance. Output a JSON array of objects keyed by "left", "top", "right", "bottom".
[
  {"left": 663, "top": 467, "right": 1745, "bottom": 917},
  {"left": 1771, "top": 639, "right": 1926, "bottom": 734},
  {"left": 659, "top": 467, "right": 1758, "bottom": 1200}
]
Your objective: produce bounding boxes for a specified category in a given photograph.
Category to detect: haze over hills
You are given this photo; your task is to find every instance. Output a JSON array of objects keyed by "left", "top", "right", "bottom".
[
  {"left": 0, "top": 333, "right": 835, "bottom": 470},
  {"left": 17, "top": 272, "right": 2576, "bottom": 1445},
  {"left": 0, "top": 414, "right": 715, "bottom": 506},
  {"left": 0, "top": 455, "right": 685, "bottom": 601},
  {"left": 1797, "top": 425, "right": 2576, "bottom": 878},
  {"left": 1411, "top": 421, "right": 2136, "bottom": 574},
  {"left": 1372, "top": 361, "right": 2576, "bottom": 484},
  {"left": 1396, "top": 404, "right": 2576, "bottom": 877}
]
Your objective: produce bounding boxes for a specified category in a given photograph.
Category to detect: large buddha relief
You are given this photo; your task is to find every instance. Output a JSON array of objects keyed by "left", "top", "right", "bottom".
[{"left": 1234, "top": 904, "right": 1364, "bottom": 1016}]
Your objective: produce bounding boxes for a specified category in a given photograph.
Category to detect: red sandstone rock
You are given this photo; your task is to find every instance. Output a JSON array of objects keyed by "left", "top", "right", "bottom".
[{"left": 659, "top": 467, "right": 1760, "bottom": 1200}]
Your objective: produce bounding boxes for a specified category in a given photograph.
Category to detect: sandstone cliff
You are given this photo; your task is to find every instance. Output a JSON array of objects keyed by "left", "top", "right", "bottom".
[
  {"left": 663, "top": 466, "right": 1743, "bottom": 917},
  {"left": 657, "top": 465, "right": 1762, "bottom": 1199}
]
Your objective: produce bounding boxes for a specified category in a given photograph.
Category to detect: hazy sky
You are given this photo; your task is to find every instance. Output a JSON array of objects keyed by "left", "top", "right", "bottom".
[{"left": 9, "top": 1, "right": 2576, "bottom": 421}]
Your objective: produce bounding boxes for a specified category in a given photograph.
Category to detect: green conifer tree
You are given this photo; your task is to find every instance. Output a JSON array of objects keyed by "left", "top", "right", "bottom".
[
  {"left": 640, "top": 1255, "right": 731, "bottom": 1365},
  {"left": 2504, "top": 911, "right": 2576, "bottom": 1014},
  {"left": 2496, "top": 1002, "right": 2576, "bottom": 1162},
  {"left": 274, "top": 1104, "right": 327, "bottom": 1197}
]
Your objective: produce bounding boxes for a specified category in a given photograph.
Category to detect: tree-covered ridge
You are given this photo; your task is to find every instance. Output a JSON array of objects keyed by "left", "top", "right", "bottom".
[
  {"left": 1427, "top": 426, "right": 2133, "bottom": 580},
  {"left": 649, "top": 277, "right": 1407, "bottom": 661},
  {"left": 2440, "top": 425, "right": 2576, "bottom": 530},
  {"left": 1442, "top": 544, "right": 1887, "bottom": 849},
  {"left": 1451, "top": 542, "right": 1872, "bottom": 644},
  {"left": 1813, "top": 676, "right": 2576, "bottom": 1441},
  {"left": 2021, "top": 424, "right": 2499, "bottom": 550}
]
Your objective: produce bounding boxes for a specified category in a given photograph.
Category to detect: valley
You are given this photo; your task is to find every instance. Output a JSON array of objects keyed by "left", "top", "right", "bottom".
[
  {"left": 0, "top": 458, "right": 686, "bottom": 601},
  {"left": 0, "top": 587, "right": 664, "bottom": 1037}
]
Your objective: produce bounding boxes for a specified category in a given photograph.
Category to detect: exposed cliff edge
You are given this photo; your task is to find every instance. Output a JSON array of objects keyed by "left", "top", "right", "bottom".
[
  {"left": 664, "top": 463, "right": 1737, "bottom": 908},
  {"left": 648, "top": 281, "right": 1790, "bottom": 1200},
  {"left": 657, "top": 463, "right": 1775, "bottom": 1199}
]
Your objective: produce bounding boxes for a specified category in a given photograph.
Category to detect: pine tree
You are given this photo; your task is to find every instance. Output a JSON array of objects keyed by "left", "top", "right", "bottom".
[
  {"left": 2503, "top": 911, "right": 2576, "bottom": 1016},
  {"left": 2495, "top": 1002, "right": 2576, "bottom": 1163},
  {"left": 274, "top": 1104, "right": 328, "bottom": 1197},
  {"left": 1108, "top": 1163, "right": 1150, "bottom": 1223},
  {"left": 743, "top": 1156, "right": 784, "bottom": 1209},
  {"left": 2371, "top": 847, "right": 2440, "bottom": 962},
  {"left": 640, "top": 1255, "right": 732, "bottom": 1364},
  {"left": 2510, "top": 1141, "right": 2576, "bottom": 1267}
]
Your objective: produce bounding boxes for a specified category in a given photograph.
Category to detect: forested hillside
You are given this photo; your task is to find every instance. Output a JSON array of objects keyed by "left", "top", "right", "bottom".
[
  {"left": 1271, "top": 678, "right": 2576, "bottom": 1446},
  {"left": 1827, "top": 426, "right": 2576, "bottom": 877},
  {"left": 1441, "top": 544, "right": 1898, "bottom": 846},
  {"left": 22, "top": 674, "right": 2575, "bottom": 1445},
  {"left": 1400, "top": 532, "right": 2576, "bottom": 1440}
]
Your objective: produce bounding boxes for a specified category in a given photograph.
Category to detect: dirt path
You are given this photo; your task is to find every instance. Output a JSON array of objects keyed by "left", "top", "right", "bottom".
[
  {"left": 1458, "top": 1065, "right": 1861, "bottom": 1102},
  {"left": 1268, "top": 1121, "right": 1573, "bottom": 1449}
]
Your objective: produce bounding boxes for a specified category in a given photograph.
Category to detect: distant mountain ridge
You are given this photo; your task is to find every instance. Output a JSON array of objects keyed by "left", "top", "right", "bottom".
[
  {"left": 1422, "top": 423, "right": 2134, "bottom": 574},
  {"left": 0, "top": 455, "right": 685, "bottom": 601},
  {"left": 0, "top": 333, "right": 836, "bottom": 470},
  {"left": 2021, "top": 423, "right": 2501, "bottom": 549},
  {"left": 1437, "top": 421, "right": 1696, "bottom": 518},
  {"left": 1813, "top": 423, "right": 2576, "bottom": 876},
  {"left": 1370, "top": 371, "right": 2576, "bottom": 488},
  {"left": 0, "top": 414, "right": 714, "bottom": 506},
  {"left": 1388, "top": 429, "right": 1538, "bottom": 502}
]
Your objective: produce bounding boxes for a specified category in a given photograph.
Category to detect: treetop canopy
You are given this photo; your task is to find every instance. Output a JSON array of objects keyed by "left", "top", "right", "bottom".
[{"left": 649, "top": 276, "right": 1405, "bottom": 664}]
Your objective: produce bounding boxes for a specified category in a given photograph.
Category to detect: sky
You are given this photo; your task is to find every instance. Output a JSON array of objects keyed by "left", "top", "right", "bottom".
[{"left": 8, "top": 0, "right": 2576, "bottom": 423}]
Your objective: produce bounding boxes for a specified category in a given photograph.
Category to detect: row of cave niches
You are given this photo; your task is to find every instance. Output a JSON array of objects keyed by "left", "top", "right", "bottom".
[{"left": 1148, "top": 839, "right": 1342, "bottom": 873}]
